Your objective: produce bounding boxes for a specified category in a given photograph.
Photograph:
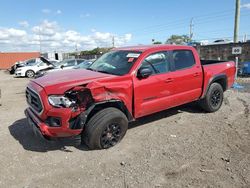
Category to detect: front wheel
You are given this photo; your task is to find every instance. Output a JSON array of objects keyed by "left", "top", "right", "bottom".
[
  {"left": 199, "top": 82, "right": 224, "bottom": 112},
  {"left": 26, "top": 70, "right": 35, "bottom": 78},
  {"left": 82, "top": 107, "right": 128, "bottom": 150}
]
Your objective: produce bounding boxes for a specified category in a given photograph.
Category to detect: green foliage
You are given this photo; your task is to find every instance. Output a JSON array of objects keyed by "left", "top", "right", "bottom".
[
  {"left": 80, "top": 47, "right": 112, "bottom": 56},
  {"left": 166, "top": 35, "right": 191, "bottom": 45},
  {"left": 153, "top": 41, "right": 162, "bottom": 44}
]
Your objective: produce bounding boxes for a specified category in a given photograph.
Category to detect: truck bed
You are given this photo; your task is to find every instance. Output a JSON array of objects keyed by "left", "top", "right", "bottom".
[
  {"left": 201, "top": 60, "right": 227, "bottom": 65},
  {"left": 201, "top": 60, "right": 235, "bottom": 98}
]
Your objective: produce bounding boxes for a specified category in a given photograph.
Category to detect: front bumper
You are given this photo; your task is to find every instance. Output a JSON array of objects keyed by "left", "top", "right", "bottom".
[
  {"left": 15, "top": 71, "right": 25, "bottom": 77},
  {"left": 25, "top": 108, "right": 82, "bottom": 138}
]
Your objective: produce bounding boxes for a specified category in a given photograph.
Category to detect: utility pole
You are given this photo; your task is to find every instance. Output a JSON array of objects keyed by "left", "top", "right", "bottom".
[
  {"left": 189, "top": 18, "right": 194, "bottom": 42},
  {"left": 112, "top": 36, "right": 115, "bottom": 48},
  {"left": 234, "top": 0, "right": 240, "bottom": 43},
  {"left": 39, "top": 25, "right": 42, "bottom": 53},
  {"left": 243, "top": 33, "right": 247, "bottom": 42},
  {"left": 75, "top": 43, "right": 78, "bottom": 52}
]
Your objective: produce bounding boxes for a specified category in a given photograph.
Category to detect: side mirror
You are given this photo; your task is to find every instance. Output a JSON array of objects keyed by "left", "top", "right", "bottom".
[{"left": 137, "top": 67, "right": 152, "bottom": 79}]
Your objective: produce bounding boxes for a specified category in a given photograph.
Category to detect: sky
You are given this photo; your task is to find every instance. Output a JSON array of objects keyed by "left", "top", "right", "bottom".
[{"left": 0, "top": 0, "right": 250, "bottom": 52}]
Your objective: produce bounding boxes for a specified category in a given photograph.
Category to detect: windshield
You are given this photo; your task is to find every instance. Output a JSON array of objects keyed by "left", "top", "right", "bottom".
[{"left": 89, "top": 50, "right": 141, "bottom": 75}]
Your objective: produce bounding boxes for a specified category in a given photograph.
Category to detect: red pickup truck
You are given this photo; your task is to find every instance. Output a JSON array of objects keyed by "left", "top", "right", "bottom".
[{"left": 25, "top": 45, "right": 235, "bottom": 149}]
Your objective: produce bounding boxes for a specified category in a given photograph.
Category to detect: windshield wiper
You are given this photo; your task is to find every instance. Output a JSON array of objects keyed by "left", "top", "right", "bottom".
[
  {"left": 87, "top": 68, "right": 116, "bottom": 75},
  {"left": 96, "top": 70, "right": 112, "bottom": 74},
  {"left": 86, "top": 67, "right": 96, "bottom": 71}
]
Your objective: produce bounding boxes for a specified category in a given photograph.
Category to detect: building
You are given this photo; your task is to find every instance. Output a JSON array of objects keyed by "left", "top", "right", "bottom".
[
  {"left": 0, "top": 52, "right": 40, "bottom": 69},
  {"left": 196, "top": 42, "right": 250, "bottom": 63},
  {"left": 41, "top": 52, "right": 64, "bottom": 61}
]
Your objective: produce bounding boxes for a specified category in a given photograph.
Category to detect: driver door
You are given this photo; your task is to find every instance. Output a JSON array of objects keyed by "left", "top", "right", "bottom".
[{"left": 133, "top": 51, "right": 175, "bottom": 118}]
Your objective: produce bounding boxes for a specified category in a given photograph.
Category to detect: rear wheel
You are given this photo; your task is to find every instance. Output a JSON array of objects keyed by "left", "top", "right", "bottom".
[
  {"left": 26, "top": 70, "right": 35, "bottom": 78},
  {"left": 82, "top": 107, "right": 128, "bottom": 150},
  {"left": 199, "top": 82, "right": 224, "bottom": 112}
]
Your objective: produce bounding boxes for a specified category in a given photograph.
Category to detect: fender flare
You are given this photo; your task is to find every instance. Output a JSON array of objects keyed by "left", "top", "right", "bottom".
[
  {"left": 72, "top": 100, "right": 134, "bottom": 130},
  {"left": 202, "top": 74, "right": 227, "bottom": 99}
]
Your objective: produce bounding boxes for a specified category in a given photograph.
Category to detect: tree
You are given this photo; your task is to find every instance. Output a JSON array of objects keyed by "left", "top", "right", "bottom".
[
  {"left": 153, "top": 41, "right": 162, "bottom": 44},
  {"left": 166, "top": 35, "right": 191, "bottom": 45},
  {"left": 80, "top": 47, "right": 112, "bottom": 56}
]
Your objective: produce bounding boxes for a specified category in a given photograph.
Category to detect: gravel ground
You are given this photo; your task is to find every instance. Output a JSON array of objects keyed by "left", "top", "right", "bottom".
[{"left": 0, "top": 70, "right": 249, "bottom": 188}]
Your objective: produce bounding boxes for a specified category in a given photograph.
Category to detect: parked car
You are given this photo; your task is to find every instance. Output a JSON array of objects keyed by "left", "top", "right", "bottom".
[
  {"left": 212, "top": 39, "right": 232, "bottom": 44},
  {"left": 238, "top": 61, "right": 250, "bottom": 77},
  {"left": 14, "top": 57, "right": 55, "bottom": 78},
  {"left": 9, "top": 58, "right": 36, "bottom": 74},
  {"left": 35, "top": 59, "right": 87, "bottom": 77},
  {"left": 25, "top": 45, "right": 235, "bottom": 150},
  {"left": 9, "top": 57, "right": 55, "bottom": 75},
  {"left": 74, "top": 60, "right": 94, "bottom": 69}
]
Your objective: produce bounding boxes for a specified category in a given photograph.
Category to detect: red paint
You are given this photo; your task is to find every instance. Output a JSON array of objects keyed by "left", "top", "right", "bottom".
[{"left": 25, "top": 45, "right": 236, "bottom": 138}]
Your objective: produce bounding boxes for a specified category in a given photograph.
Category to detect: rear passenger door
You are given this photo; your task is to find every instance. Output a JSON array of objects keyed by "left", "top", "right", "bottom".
[{"left": 170, "top": 50, "right": 203, "bottom": 106}]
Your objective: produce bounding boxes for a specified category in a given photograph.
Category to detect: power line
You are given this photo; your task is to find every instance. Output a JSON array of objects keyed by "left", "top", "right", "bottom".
[
  {"left": 126, "top": 13, "right": 248, "bottom": 37},
  {"left": 121, "top": 9, "right": 237, "bottom": 35},
  {"left": 115, "top": 6, "right": 250, "bottom": 44},
  {"left": 132, "top": 12, "right": 250, "bottom": 40}
]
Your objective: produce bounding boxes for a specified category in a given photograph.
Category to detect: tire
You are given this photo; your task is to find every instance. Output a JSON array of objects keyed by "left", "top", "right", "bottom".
[
  {"left": 199, "top": 82, "right": 224, "bottom": 112},
  {"left": 83, "top": 107, "right": 128, "bottom": 150},
  {"left": 26, "top": 70, "right": 35, "bottom": 78}
]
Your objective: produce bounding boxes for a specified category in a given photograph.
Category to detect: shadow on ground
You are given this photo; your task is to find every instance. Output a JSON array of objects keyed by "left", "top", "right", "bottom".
[
  {"left": 9, "top": 118, "right": 88, "bottom": 152},
  {"left": 9, "top": 103, "right": 204, "bottom": 152},
  {"left": 129, "top": 102, "right": 204, "bottom": 129}
]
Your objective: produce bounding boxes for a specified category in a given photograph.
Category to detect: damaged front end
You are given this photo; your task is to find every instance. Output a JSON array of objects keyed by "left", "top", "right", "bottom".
[
  {"left": 25, "top": 78, "right": 133, "bottom": 138},
  {"left": 47, "top": 86, "right": 95, "bottom": 130},
  {"left": 25, "top": 84, "right": 97, "bottom": 138},
  {"left": 64, "top": 86, "right": 94, "bottom": 130}
]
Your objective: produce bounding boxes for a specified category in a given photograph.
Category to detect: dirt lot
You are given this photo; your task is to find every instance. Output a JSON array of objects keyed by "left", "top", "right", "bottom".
[{"left": 0, "top": 70, "right": 249, "bottom": 188}]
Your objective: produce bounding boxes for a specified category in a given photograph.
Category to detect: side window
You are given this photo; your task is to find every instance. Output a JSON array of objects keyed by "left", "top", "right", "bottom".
[
  {"left": 173, "top": 50, "right": 195, "bottom": 70},
  {"left": 26, "top": 59, "right": 36, "bottom": 65},
  {"left": 39, "top": 62, "right": 46, "bottom": 66},
  {"left": 141, "top": 52, "right": 170, "bottom": 74},
  {"left": 38, "top": 60, "right": 46, "bottom": 66}
]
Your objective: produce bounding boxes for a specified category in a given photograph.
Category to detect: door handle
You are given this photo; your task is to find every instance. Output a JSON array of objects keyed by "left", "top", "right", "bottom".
[
  {"left": 193, "top": 72, "right": 200, "bottom": 77},
  {"left": 165, "top": 78, "right": 173, "bottom": 83}
]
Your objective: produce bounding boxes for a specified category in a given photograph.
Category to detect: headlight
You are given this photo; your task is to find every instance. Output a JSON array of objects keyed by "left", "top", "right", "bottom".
[{"left": 48, "top": 95, "right": 75, "bottom": 108}]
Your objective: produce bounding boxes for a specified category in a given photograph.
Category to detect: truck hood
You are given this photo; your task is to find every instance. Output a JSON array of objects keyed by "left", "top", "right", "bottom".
[{"left": 32, "top": 69, "right": 115, "bottom": 94}]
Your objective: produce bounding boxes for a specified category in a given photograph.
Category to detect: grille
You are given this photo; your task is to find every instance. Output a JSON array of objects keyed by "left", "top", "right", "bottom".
[{"left": 26, "top": 87, "right": 43, "bottom": 113}]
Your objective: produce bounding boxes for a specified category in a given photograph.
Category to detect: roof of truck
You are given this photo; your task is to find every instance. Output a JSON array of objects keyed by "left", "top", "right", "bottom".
[{"left": 115, "top": 44, "right": 194, "bottom": 52}]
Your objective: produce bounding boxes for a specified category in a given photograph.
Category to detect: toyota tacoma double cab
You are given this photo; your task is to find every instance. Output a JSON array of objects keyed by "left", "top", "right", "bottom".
[{"left": 25, "top": 45, "right": 235, "bottom": 149}]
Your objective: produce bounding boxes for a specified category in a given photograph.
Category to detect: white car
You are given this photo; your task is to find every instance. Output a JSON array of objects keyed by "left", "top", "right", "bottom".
[
  {"left": 15, "top": 58, "right": 54, "bottom": 78},
  {"left": 35, "top": 59, "right": 86, "bottom": 76}
]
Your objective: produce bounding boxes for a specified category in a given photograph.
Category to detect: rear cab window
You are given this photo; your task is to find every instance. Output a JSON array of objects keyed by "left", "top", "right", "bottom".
[{"left": 172, "top": 50, "right": 195, "bottom": 70}]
